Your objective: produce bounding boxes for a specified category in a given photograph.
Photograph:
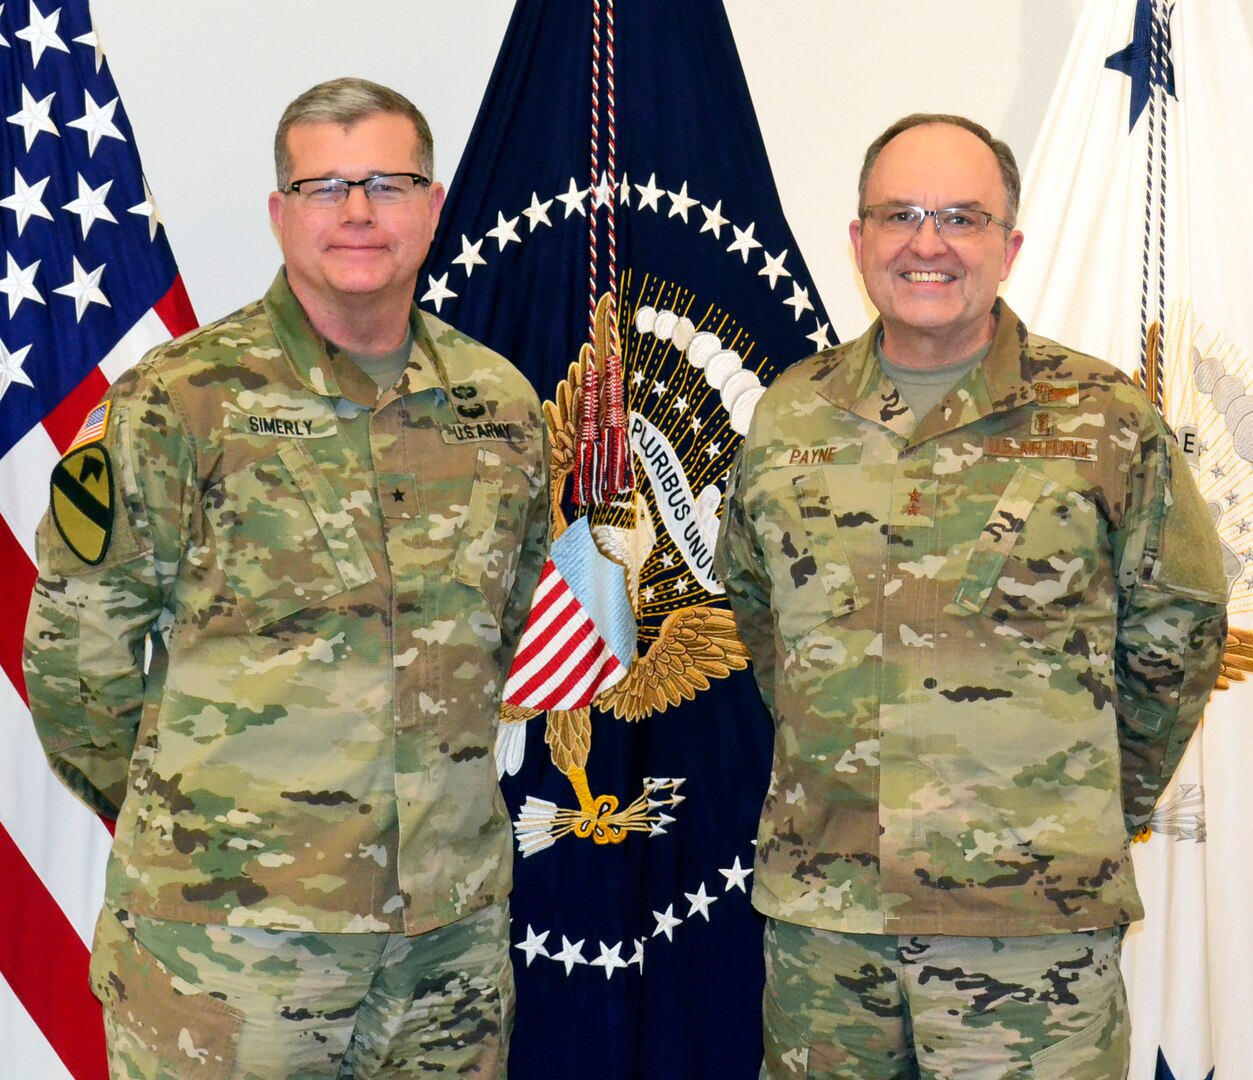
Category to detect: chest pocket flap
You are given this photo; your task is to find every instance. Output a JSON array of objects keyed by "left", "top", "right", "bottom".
[
  {"left": 949, "top": 463, "right": 1103, "bottom": 654},
  {"left": 206, "top": 439, "right": 375, "bottom": 631}
]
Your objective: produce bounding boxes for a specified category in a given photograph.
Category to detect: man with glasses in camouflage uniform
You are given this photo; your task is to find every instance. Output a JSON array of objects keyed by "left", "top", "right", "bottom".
[
  {"left": 715, "top": 114, "right": 1228, "bottom": 1078},
  {"left": 25, "top": 77, "right": 548, "bottom": 1078}
]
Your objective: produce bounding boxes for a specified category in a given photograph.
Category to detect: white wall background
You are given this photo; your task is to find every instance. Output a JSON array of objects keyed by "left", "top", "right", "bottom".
[{"left": 89, "top": 1, "right": 1086, "bottom": 343}]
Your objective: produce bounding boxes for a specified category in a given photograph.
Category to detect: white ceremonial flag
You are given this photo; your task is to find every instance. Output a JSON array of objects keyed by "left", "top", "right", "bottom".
[{"left": 1004, "top": 1, "right": 1253, "bottom": 1077}]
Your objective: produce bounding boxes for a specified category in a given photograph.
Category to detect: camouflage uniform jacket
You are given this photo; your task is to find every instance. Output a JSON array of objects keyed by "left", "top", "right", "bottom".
[
  {"left": 24, "top": 271, "right": 550, "bottom": 936},
  {"left": 714, "top": 300, "right": 1228, "bottom": 936}
]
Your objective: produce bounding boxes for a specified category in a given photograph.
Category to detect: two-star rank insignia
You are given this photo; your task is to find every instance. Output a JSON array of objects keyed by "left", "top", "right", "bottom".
[
  {"left": 50, "top": 445, "right": 115, "bottom": 565},
  {"left": 1031, "top": 379, "right": 1080, "bottom": 405}
]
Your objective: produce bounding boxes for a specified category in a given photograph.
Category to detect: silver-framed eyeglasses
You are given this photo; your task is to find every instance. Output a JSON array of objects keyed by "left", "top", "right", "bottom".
[
  {"left": 285, "top": 173, "right": 432, "bottom": 206},
  {"left": 861, "top": 202, "right": 1013, "bottom": 236}
]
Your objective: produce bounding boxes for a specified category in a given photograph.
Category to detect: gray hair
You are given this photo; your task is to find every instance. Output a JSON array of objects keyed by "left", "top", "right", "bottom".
[
  {"left": 274, "top": 77, "right": 434, "bottom": 190},
  {"left": 857, "top": 113, "right": 1021, "bottom": 225}
]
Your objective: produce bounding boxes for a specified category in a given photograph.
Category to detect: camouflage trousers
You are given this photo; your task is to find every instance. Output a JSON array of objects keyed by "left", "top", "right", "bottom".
[
  {"left": 89, "top": 900, "right": 514, "bottom": 1079},
  {"left": 761, "top": 919, "right": 1129, "bottom": 1079}
]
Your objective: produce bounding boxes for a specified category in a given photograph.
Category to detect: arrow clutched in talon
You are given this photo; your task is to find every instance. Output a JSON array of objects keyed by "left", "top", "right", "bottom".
[{"left": 512, "top": 769, "right": 689, "bottom": 855}]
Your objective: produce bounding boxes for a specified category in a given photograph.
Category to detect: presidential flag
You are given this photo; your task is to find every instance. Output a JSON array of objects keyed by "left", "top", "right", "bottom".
[
  {"left": 1003, "top": 1, "right": 1253, "bottom": 1076},
  {"left": 0, "top": 3, "right": 196, "bottom": 1076},
  {"left": 419, "top": 1, "right": 833, "bottom": 1075}
]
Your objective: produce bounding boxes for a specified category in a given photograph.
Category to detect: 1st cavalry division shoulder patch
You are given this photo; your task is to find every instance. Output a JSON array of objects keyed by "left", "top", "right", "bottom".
[{"left": 50, "top": 444, "right": 115, "bottom": 565}]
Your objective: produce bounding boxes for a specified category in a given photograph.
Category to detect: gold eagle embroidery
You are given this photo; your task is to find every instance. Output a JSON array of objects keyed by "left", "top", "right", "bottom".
[{"left": 499, "top": 296, "right": 748, "bottom": 852}]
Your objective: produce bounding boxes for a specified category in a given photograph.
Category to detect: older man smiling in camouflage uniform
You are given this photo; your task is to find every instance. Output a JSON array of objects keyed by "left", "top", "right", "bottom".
[
  {"left": 714, "top": 114, "right": 1228, "bottom": 1078},
  {"left": 24, "top": 77, "right": 548, "bottom": 1078}
]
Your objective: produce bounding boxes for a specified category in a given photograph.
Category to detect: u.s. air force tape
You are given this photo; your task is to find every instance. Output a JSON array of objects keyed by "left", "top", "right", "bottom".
[{"left": 50, "top": 444, "right": 114, "bottom": 565}]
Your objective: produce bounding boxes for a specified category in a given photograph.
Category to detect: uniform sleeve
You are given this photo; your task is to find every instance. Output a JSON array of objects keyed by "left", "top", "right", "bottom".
[
  {"left": 1112, "top": 420, "right": 1229, "bottom": 832},
  {"left": 22, "top": 365, "right": 194, "bottom": 818},
  {"left": 499, "top": 418, "right": 551, "bottom": 665},
  {"left": 714, "top": 446, "right": 778, "bottom": 714}
]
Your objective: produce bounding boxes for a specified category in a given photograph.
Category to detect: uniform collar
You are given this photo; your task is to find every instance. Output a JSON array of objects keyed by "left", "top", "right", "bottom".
[
  {"left": 262, "top": 269, "right": 452, "bottom": 406},
  {"left": 817, "top": 298, "right": 1037, "bottom": 443}
]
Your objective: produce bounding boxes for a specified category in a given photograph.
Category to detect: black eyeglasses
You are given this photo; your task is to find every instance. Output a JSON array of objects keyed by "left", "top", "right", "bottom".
[{"left": 285, "top": 173, "right": 432, "bottom": 206}]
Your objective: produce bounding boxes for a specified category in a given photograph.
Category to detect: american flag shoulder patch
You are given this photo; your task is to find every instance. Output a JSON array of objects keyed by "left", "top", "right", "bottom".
[{"left": 67, "top": 402, "right": 112, "bottom": 453}]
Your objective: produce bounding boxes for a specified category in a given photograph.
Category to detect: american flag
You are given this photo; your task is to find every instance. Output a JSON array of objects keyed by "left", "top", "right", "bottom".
[
  {"left": 0, "top": 2, "right": 196, "bottom": 1076},
  {"left": 64, "top": 400, "right": 106, "bottom": 450},
  {"left": 503, "top": 517, "right": 636, "bottom": 711}
]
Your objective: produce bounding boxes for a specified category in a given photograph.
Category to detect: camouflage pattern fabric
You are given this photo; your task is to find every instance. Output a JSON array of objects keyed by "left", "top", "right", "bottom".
[
  {"left": 714, "top": 299, "right": 1228, "bottom": 937},
  {"left": 24, "top": 270, "right": 550, "bottom": 937},
  {"left": 761, "top": 919, "right": 1128, "bottom": 1079},
  {"left": 90, "top": 900, "right": 512, "bottom": 1078}
]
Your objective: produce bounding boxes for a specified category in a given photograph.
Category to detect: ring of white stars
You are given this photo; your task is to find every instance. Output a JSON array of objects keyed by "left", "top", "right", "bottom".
[
  {"left": 512, "top": 848, "right": 754, "bottom": 979},
  {"left": 420, "top": 169, "right": 832, "bottom": 352}
]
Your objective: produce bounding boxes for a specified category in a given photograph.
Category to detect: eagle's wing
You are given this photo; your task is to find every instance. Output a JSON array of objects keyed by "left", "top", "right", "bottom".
[
  {"left": 544, "top": 358, "right": 584, "bottom": 480},
  {"left": 1216, "top": 625, "right": 1253, "bottom": 692},
  {"left": 595, "top": 606, "right": 750, "bottom": 722}
]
